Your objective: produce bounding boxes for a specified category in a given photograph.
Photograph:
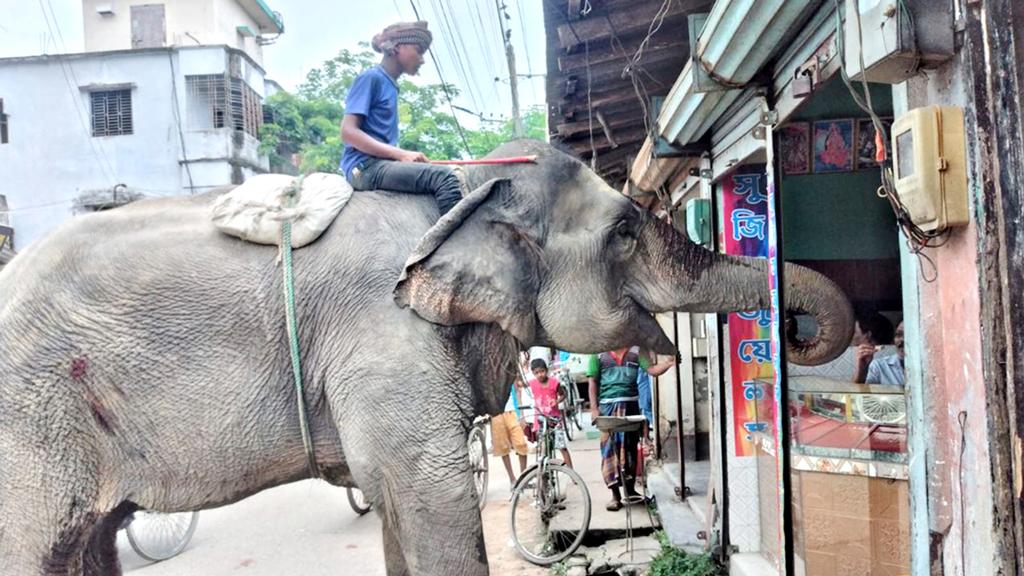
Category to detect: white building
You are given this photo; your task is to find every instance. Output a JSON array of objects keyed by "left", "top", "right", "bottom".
[{"left": 0, "top": 0, "right": 284, "bottom": 250}]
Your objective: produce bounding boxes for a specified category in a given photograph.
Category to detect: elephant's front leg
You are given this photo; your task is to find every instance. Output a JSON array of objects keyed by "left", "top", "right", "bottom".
[{"left": 374, "top": 429, "right": 488, "bottom": 576}]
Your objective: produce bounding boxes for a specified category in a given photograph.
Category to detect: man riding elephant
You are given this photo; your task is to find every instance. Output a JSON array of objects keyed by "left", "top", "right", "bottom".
[
  {"left": 340, "top": 21, "right": 464, "bottom": 216},
  {"left": 0, "top": 139, "right": 853, "bottom": 575}
]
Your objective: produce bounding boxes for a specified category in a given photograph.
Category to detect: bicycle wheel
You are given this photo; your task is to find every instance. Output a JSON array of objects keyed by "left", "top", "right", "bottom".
[
  {"left": 561, "top": 412, "right": 574, "bottom": 441},
  {"left": 125, "top": 510, "right": 199, "bottom": 562},
  {"left": 347, "top": 487, "right": 373, "bottom": 515},
  {"left": 468, "top": 425, "right": 489, "bottom": 510},
  {"left": 510, "top": 463, "right": 591, "bottom": 565}
]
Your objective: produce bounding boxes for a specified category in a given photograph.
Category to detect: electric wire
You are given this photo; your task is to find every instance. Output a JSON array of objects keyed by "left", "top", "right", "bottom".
[
  {"left": 438, "top": 0, "right": 487, "bottom": 110},
  {"left": 448, "top": 0, "right": 494, "bottom": 110},
  {"left": 409, "top": 0, "right": 472, "bottom": 156},
  {"left": 0, "top": 186, "right": 201, "bottom": 214},
  {"left": 165, "top": 52, "right": 196, "bottom": 193},
  {"left": 430, "top": 0, "right": 484, "bottom": 113},
  {"left": 586, "top": 41, "right": 596, "bottom": 169},
  {"left": 466, "top": 0, "right": 504, "bottom": 105},
  {"left": 514, "top": 0, "right": 539, "bottom": 102},
  {"left": 36, "top": 0, "right": 118, "bottom": 187},
  {"left": 483, "top": 0, "right": 513, "bottom": 113},
  {"left": 831, "top": 0, "right": 946, "bottom": 281},
  {"left": 958, "top": 410, "right": 968, "bottom": 576},
  {"left": 623, "top": 0, "right": 672, "bottom": 143}
]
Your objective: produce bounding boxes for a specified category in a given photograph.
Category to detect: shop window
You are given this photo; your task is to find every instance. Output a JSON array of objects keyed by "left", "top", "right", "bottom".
[
  {"left": 90, "top": 89, "right": 133, "bottom": 137},
  {"left": 186, "top": 75, "right": 227, "bottom": 130},
  {"left": 1, "top": 99, "right": 8, "bottom": 144}
]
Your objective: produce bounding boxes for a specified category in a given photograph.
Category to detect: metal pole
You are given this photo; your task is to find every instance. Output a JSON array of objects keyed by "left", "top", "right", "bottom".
[
  {"left": 494, "top": 0, "right": 524, "bottom": 138},
  {"left": 766, "top": 110, "right": 795, "bottom": 576}
]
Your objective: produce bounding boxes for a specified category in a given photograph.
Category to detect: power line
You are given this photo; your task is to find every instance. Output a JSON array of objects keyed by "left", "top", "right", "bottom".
[
  {"left": 409, "top": 0, "right": 472, "bottom": 156},
  {"left": 449, "top": 0, "right": 500, "bottom": 114},
  {"left": 482, "top": 0, "right": 512, "bottom": 113},
  {"left": 514, "top": 0, "right": 539, "bottom": 103},
  {"left": 466, "top": 0, "right": 504, "bottom": 104},
  {"left": 431, "top": 0, "right": 485, "bottom": 112},
  {"left": 165, "top": 52, "right": 196, "bottom": 193},
  {"left": 37, "top": 0, "right": 118, "bottom": 186},
  {"left": 493, "top": 0, "right": 524, "bottom": 137}
]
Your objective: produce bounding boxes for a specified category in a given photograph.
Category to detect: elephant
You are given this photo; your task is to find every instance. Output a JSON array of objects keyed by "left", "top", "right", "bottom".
[{"left": 0, "top": 139, "right": 852, "bottom": 575}]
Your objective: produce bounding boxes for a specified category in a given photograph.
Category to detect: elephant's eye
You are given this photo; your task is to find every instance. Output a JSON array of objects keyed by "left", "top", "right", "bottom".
[
  {"left": 611, "top": 219, "right": 638, "bottom": 258},
  {"left": 615, "top": 220, "right": 635, "bottom": 239}
]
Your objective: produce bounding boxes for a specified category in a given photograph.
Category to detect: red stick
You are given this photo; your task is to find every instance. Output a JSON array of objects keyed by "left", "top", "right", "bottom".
[{"left": 429, "top": 155, "right": 537, "bottom": 165}]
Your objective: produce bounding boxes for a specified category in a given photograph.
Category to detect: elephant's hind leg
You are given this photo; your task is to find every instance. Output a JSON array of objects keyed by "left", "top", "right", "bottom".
[{"left": 82, "top": 501, "right": 137, "bottom": 576}]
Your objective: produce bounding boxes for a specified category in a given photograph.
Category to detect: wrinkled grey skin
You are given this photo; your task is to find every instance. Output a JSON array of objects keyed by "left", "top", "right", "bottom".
[{"left": 0, "top": 140, "right": 852, "bottom": 575}]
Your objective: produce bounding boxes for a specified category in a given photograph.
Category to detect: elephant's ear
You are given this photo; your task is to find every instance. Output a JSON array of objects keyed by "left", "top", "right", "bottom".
[{"left": 394, "top": 178, "right": 542, "bottom": 343}]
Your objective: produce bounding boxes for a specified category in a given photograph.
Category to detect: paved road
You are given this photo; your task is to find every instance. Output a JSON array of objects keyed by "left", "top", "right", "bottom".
[
  {"left": 120, "top": 480, "right": 385, "bottom": 575},
  {"left": 118, "top": 456, "right": 533, "bottom": 575},
  {"left": 120, "top": 422, "right": 609, "bottom": 575}
]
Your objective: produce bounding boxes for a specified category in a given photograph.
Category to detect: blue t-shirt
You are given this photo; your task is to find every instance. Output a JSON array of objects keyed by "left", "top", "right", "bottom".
[{"left": 340, "top": 66, "right": 400, "bottom": 178}]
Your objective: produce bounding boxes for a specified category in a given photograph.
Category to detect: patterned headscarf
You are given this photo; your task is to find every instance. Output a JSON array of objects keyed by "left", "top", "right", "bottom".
[{"left": 371, "top": 21, "right": 433, "bottom": 54}]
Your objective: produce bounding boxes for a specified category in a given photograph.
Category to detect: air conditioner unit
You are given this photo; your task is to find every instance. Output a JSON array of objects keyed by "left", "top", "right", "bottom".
[
  {"left": 95, "top": 4, "right": 114, "bottom": 16},
  {"left": 843, "top": 0, "right": 955, "bottom": 84}
]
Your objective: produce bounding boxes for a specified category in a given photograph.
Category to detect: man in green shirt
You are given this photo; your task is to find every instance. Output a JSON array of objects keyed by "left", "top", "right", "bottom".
[{"left": 587, "top": 346, "right": 674, "bottom": 511}]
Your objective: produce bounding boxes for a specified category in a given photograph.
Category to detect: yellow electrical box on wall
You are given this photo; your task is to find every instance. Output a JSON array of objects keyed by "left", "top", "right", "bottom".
[{"left": 890, "top": 106, "right": 969, "bottom": 232}]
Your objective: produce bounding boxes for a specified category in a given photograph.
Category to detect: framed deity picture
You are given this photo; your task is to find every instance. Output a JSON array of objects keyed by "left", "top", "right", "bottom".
[
  {"left": 778, "top": 122, "right": 810, "bottom": 175},
  {"left": 812, "top": 119, "right": 854, "bottom": 173},
  {"left": 855, "top": 117, "right": 893, "bottom": 169}
]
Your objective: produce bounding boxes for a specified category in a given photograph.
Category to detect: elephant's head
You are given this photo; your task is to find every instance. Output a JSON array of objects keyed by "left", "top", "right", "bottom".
[{"left": 394, "top": 140, "right": 853, "bottom": 368}]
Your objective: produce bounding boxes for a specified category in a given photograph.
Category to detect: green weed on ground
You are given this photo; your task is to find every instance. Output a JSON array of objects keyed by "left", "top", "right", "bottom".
[
  {"left": 549, "top": 561, "right": 568, "bottom": 576},
  {"left": 646, "top": 531, "right": 725, "bottom": 576}
]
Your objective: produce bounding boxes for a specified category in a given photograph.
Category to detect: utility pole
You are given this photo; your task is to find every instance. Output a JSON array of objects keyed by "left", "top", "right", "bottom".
[{"left": 494, "top": 0, "right": 524, "bottom": 138}]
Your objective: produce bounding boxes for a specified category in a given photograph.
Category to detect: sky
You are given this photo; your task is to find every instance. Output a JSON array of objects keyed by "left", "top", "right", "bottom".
[{"left": 0, "top": 0, "right": 549, "bottom": 129}]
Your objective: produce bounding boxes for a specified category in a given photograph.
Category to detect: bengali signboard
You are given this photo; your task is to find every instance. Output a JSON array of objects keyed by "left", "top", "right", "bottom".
[{"left": 722, "top": 171, "right": 774, "bottom": 457}]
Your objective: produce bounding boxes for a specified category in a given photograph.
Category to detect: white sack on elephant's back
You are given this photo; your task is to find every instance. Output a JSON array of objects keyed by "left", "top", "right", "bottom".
[{"left": 211, "top": 172, "right": 353, "bottom": 248}]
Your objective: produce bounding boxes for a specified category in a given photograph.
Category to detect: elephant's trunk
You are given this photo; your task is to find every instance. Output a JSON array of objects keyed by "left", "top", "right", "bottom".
[{"left": 632, "top": 215, "right": 854, "bottom": 366}]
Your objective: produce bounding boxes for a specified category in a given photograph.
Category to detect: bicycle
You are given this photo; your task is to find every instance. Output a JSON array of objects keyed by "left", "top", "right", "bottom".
[
  {"left": 509, "top": 413, "right": 591, "bottom": 565},
  {"left": 345, "top": 415, "right": 491, "bottom": 515},
  {"left": 121, "top": 510, "right": 200, "bottom": 562},
  {"left": 554, "top": 368, "right": 584, "bottom": 441},
  {"left": 346, "top": 486, "right": 373, "bottom": 516},
  {"left": 467, "top": 415, "right": 490, "bottom": 509}
]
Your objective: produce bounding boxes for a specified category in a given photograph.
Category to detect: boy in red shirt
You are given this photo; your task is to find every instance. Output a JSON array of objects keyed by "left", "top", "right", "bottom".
[{"left": 528, "top": 358, "right": 574, "bottom": 469}]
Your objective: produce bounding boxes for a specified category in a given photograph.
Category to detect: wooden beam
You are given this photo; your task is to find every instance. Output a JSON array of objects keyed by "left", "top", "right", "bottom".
[
  {"left": 556, "top": 0, "right": 707, "bottom": 49},
  {"left": 573, "top": 48, "right": 687, "bottom": 88},
  {"left": 556, "top": 62, "right": 684, "bottom": 99},
  {"left": 562, "top": 93, "right": 671, "bottom": 122},
  {"left": 558, "top": 35, "right": 690, "bottom": 73},
  {"left": 590, "top": 144, "right": 637, "bottom": 167},
  {"left": 557, "top": 110, "right": 642, "bottom": 137},
  {"left": 566, "top": 125, "right": 648, "bottom": 153}
]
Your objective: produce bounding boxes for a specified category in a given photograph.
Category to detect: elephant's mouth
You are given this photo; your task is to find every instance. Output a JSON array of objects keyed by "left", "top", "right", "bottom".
[{"left": 625, "top": 296, "right": 676, "bottom": 355}]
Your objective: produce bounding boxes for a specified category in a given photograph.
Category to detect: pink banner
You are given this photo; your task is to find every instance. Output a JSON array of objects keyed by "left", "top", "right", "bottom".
[{"left": 722, "top": 171, "right": 774, "bottom": 457}]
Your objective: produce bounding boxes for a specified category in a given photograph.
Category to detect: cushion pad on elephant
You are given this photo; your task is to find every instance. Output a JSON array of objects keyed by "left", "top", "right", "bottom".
[{"left": 211, "top": 173, "right": 353, "bottom": 248}]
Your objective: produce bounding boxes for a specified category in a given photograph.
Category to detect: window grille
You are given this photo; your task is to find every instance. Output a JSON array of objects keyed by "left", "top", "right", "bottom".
[
  {"left": 186, "top": 75, "right": 227, "bottom": 130},
  {"left": 186, "top": 75, "right": 261, "bottom": 137},
  {"left": 229, "top": 78, "right": 262, "bottom": 138},
  {"left": 0, "top": 99, "right": 7, "bottom": 144},
  {"left": 90, "top": 89, "right": 133, "bottom": 137}
]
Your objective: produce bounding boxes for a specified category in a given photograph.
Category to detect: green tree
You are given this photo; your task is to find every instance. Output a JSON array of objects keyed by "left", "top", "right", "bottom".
[{"left": 261, "top": 45, "right": 548, "bottom": 173}]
